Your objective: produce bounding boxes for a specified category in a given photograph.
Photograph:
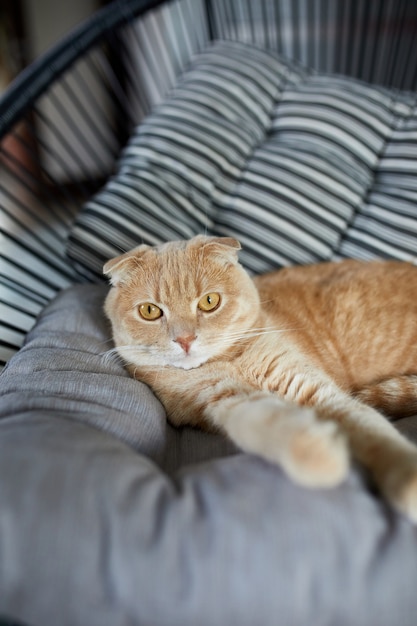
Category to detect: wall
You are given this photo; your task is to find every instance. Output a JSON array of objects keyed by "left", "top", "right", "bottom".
[{"left": 22, "top": 0, "right": 99, "bottom": 60}]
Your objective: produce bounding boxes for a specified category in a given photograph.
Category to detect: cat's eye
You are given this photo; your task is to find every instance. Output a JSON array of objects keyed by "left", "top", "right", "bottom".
[
  {"left": 139, "top": 303, "right": 163, "bottom": 320},
  {"left": 198, "top": 292, "right": 221, "bottom": 312}
]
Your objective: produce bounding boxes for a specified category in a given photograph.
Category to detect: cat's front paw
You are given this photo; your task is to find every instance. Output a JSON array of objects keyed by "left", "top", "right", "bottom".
[
  {"left": 226, "top": 397, "right": 349, "bottom": 488},
  {"left": 281, "top": 418, "right": 349, "bottom": 488}
]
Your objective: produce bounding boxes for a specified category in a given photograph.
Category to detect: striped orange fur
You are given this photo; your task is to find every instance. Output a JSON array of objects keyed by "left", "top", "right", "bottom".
[{"left": 104, "top": 235, "right": 417, "bottom": 522}]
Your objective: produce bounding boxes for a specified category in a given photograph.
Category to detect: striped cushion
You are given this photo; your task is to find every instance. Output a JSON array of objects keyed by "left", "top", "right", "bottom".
[
  {"left": 67, "top": 40, "right": 417, "bottom": 277},
  {"left": 338, "top": 102, "right": 417, "bottom": 260}
]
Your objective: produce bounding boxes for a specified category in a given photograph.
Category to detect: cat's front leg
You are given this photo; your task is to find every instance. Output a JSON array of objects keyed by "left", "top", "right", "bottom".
[
  {"left": 141, "top": 365, "right": 349, "bottom": 488},
  {"left": 209, "top": 390, "right": 349, "bottom": 488},
  {"left": 314, "top": 393, "right": 417, "bottom": 522}
]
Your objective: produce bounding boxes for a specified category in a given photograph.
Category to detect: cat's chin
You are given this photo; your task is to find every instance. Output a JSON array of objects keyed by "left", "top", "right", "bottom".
[{"left": 170, "top": 355, "right": 209, "bottom": 370}]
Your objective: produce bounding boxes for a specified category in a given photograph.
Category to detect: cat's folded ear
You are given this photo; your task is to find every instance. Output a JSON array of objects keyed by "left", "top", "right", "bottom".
[
  {"left": 103, "top": 244, "right": 150, "bottom": 285},
  {"left": 189, "top": 235, "right": 242, "bottom": 265}
]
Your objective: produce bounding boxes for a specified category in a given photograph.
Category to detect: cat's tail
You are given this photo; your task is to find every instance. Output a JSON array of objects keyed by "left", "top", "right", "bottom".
[{"left": 354, "top": 374, "right": 417, "bottom": 419}]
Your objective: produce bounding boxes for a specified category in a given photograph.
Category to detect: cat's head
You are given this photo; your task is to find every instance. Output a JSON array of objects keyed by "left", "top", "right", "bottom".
[{"left": 104, "top": 235, "right": 260, "bottom": 370}]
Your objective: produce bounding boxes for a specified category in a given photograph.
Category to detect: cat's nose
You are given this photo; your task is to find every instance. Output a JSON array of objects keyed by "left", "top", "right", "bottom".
[{"left": 174, "top": 334, "right": 196, "bottom": 354}]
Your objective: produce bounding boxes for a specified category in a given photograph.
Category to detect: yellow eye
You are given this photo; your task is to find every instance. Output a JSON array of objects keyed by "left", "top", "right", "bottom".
[
  {"left": 198, "top": 292, "right": 221, "bottom": 312},
  {"left": 139, "top": 303, "right": 163, "bottom": 320}
]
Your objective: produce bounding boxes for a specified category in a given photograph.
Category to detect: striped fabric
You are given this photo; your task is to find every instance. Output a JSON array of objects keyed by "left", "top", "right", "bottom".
[
  {"left": 338, "top": 101, "right": 417, "bottom": 260},
  {"left": 3, "top": 0, "right": 417, "bottom": 369},
  {"left": 67, "top": 40, "right": 417, "bottom": 277},
  {"left": 67, "top": 41, "right": 301, "bottom": 276}
]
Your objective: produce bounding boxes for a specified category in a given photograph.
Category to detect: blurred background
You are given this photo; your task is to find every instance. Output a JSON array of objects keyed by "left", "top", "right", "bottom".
[{"left": 0, "top": 0, "right": 102, "bottom": 93}]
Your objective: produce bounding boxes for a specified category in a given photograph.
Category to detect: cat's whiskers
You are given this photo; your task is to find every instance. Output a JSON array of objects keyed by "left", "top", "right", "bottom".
[
  {"left": 217, "top": 327, "right": 300, "bottom": 339},
  {"left": 259, "top": 297, "right": 281, "bottom": 304},
  {"left": 100, "top": 347, "right": 127, "bottom": 365},
  {"left": 213, "top": 328, "right": 301, "bottom": 347},
  {"left": 216, "top": 326, "right": 278, "bottom": 338},
  {"left": 98, "top": 338, "right": 116, "bottom": 348},
  {"left": 100, "top": 344, "right": 153, "bottom": 365},
  {"left": 150, "top": 366, "right": 164, "bottom": 388}
]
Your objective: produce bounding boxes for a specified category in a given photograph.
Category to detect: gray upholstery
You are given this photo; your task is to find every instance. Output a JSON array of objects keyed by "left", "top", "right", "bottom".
[{"left": 1, "top": 285, "right": 417, "bottom": 626}]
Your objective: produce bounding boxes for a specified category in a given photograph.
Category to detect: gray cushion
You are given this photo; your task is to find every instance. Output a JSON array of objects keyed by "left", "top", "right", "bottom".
[
  {"left": 0, "top": 285, "right": 235, "bottom": 473},
  {"left": 2, "top": 285, "right": 417, "bottom": 625}
]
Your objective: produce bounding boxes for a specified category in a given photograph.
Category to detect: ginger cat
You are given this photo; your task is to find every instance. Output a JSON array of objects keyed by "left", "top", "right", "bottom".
[{"left": 104, "top": 235, "right": 417, "bottom": 522}]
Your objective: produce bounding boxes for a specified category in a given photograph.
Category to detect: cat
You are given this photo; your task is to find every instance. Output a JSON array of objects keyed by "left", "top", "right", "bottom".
[{"left": 104, "top": 235, "right": 417, "bottom": 523}]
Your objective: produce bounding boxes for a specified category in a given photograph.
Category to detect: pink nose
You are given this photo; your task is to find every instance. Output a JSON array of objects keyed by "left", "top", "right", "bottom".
[{"left": 175, "top": 334, "right": 196, "bottom": 354}]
